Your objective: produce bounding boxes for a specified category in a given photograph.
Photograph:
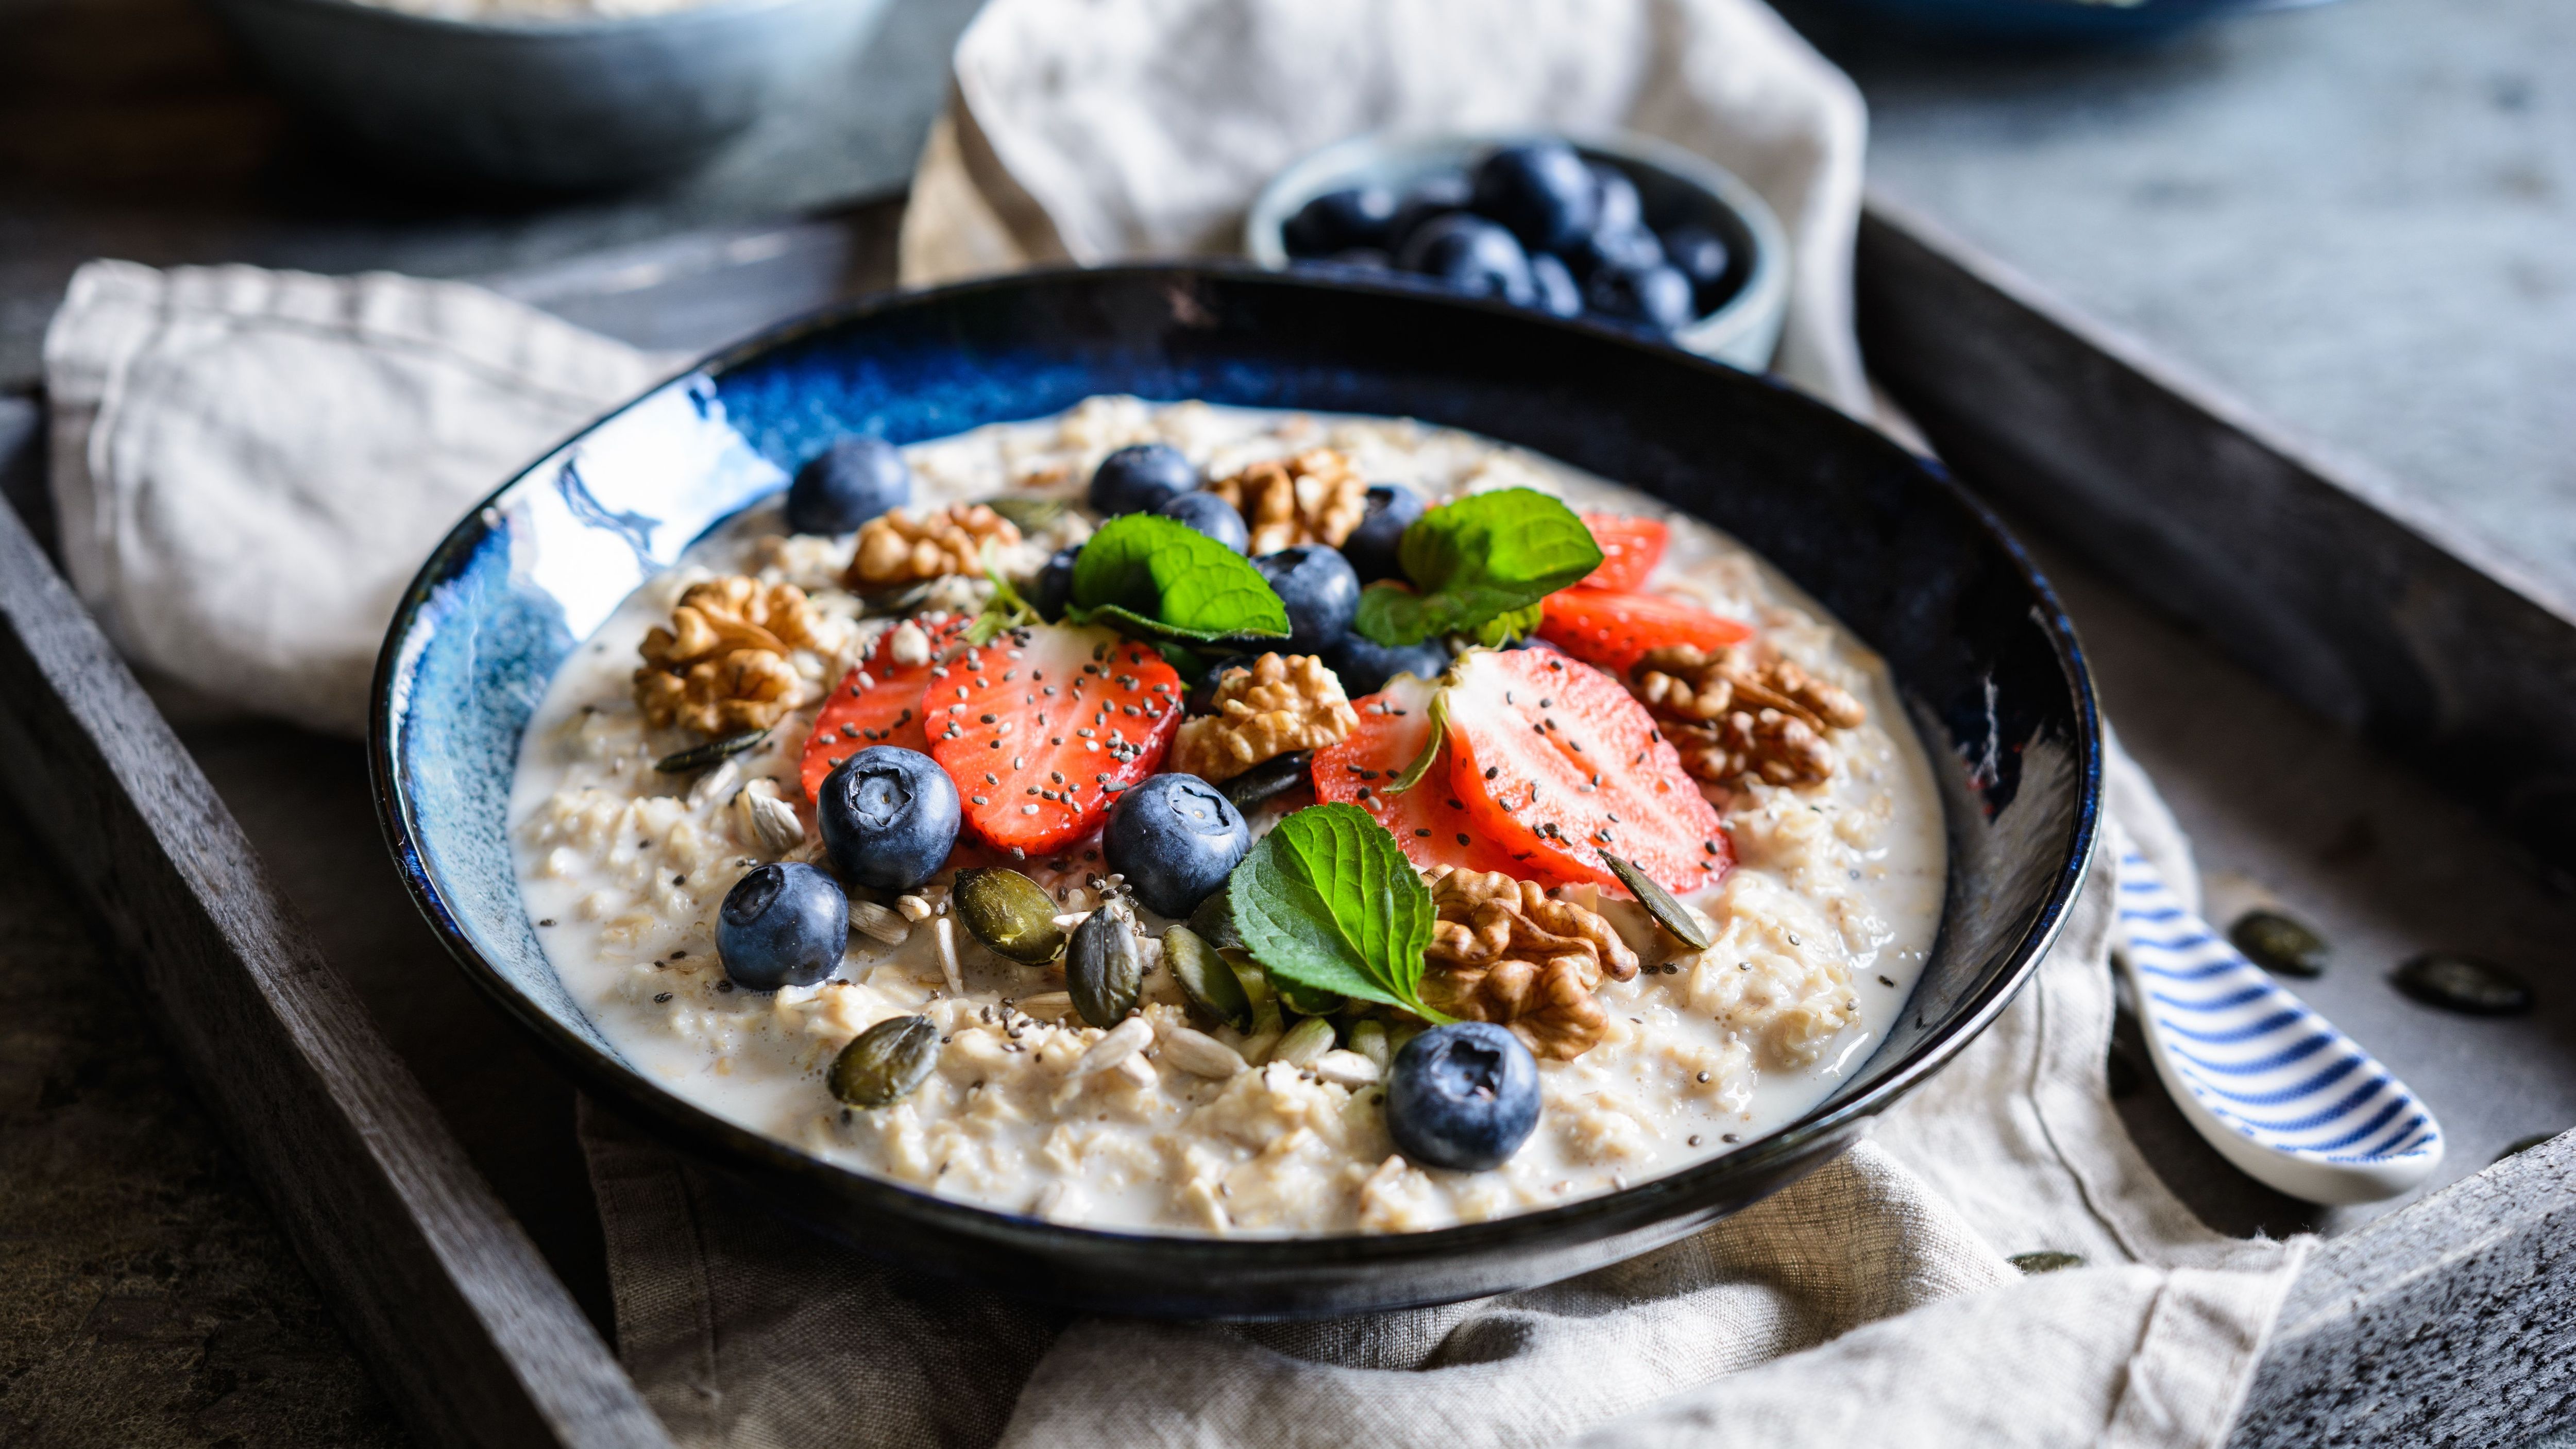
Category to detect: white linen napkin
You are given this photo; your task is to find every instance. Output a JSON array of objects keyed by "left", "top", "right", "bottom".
[
  {"left": 901, "top": 0, "right": 1873, "bottom": 414},
  {"left": 42, "top": 260, "right": 676, "bottom": 737}
]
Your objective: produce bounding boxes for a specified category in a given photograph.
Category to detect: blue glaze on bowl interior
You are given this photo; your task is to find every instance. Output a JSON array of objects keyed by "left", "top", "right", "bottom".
[{"left": 372, "top": 264, "right": 2100, "bottom": 1319}]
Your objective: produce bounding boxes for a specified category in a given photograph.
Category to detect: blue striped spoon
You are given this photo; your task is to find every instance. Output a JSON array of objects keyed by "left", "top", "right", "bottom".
[{"left": 2114, "top": 849, "right": 2444, "bottom": 1204}]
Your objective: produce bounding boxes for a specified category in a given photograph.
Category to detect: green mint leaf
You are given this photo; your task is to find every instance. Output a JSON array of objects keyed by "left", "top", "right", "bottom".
[
  {"left": 1353, "top": 489, "right": 1602, "bottom": 646},
  {"left": 1470, "top": 601, "right": 1545, "bottom": 648},
  {"left": 1067, "top": 514, "right": 1290, "bottom": 642},
  {"left": 1228, "top": 804, "right": 1448, "bottom": 1021}
]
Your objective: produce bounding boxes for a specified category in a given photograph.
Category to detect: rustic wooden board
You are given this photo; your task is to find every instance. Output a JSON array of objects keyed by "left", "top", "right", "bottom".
[
  {"left": 0, "top": 490, "right": 669, "bottom": 1449},
  {"left": 6, "top": 192, "right": 2572, "bottom": 1446}
]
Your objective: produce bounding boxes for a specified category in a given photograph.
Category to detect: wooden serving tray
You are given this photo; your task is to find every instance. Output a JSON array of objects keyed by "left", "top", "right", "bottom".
[{"left": 0, "top": 196, "right": 2568, "bottom": 1448}]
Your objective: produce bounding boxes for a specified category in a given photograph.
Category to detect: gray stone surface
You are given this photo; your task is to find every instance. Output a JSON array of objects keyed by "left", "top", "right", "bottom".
[{"left": 1786, "top": 0, "right": 2576, "bottom": 604}]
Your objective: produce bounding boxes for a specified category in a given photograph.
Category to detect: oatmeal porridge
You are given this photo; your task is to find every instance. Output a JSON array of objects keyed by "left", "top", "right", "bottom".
[{"left": 510, "top": 396, "right": 1946, "bottom": 1236}]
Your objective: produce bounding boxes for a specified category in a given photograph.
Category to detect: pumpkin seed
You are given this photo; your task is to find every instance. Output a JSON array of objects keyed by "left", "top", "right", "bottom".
[
  {"left": 1271, "top": 971, "right": 1344, "bottom": 1019},
  {"left": 954, "top": 867, "right": 1066, "bottom": 964},
  {"left": 1165, "top": 924, "right": 1252, "bottom": 1030},
  {"left": 1219, "top": 751, "right": 1313, "bottom": 812},
  {"left": 1189, "top": 887, "right": 1243, "bottom": 951},
  {"left": 2229, "top": 909, "right": 2328, "bottom": 978},
  {"left": 1225, "top": 948, "right": 1285, "bottom": 1037},
  {"left": 1068, "top": 906, "right": 1145, "bottom": 1029},
  {"left": 829, "top": 1015, "right": 939, "bottom": 1107},
  {"left": 854, "top": 580, "right": 939, "bottom": 618},
  {"left": 1273, "top": 1016, "right": 1336, "bottom": 1067},
  {"left": 2008, "top": 1251, "right": 2085, "bottom": 1275},
  {"left": 2495, "top": 1130, "right": 2560, "bottom": 1163},
  {"left": 655, "top": 727, "right": 771, "bottom": 775},
  {"left": 2391, "top": 951, "right": 2532, "bottom": 1016},
  {"left": 1598, "top": 849, "right": 1713, "bottom": 952},
  {"left": 979, "top": 494, "right": 1070, "bottom": 533}
]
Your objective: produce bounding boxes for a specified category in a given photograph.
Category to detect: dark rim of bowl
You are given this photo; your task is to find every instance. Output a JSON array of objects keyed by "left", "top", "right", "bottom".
[
  {"left": 230, "top": 0, "right": 833, "bottom": 40},
  {"left": 367, "top": 261, "right": 2102, "bottom": 1273}
]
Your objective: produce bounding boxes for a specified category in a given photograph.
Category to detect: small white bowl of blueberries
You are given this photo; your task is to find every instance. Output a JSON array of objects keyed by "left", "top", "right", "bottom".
[{"left": 1246, "top": 131, "right": 1791, "bottom": 372}]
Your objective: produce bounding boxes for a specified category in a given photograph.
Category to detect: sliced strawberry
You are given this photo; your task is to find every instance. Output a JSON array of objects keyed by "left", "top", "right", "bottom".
[
  {"left": 798, "top": 617, "right": 969, "bottom": 801},
  {"left": 1579, "top": 513, "right": 1669, "bottom": 592},
  {"left": 1312, "top": 673, "right": 1527, "bottom": 878},
  {"left": 1441, "top": 648, "right": 1731, "bottom": 895},
  {"left": 1537, "top": 588, "right": 1753, "bottom": 677},
  {"left": 927, "top": 623, "right": 1184, "bottom": 857}
]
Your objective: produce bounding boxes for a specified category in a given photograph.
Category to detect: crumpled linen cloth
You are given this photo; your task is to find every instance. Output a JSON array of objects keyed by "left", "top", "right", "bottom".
[
  {"left": 583, "top": 745, "right": 2311, "bottom": 1449},
  {"left": 42, "top": 260, "right": 676, "bottom": 736},
  {"left": 901, "top": 0, "right": 1872, "bottom": 414}
]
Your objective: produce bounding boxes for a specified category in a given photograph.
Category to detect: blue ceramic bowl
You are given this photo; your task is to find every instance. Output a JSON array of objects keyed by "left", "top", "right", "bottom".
[
  {"left": 201, "top": 0, "right": 891, "bottom": 189},
  {"left": 371, "top": 265, "right": 2100, "bottom": 1318}
]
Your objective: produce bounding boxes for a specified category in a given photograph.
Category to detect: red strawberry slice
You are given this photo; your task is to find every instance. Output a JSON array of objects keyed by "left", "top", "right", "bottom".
[
  {"left": 1312, "top": 673, "right": 1526, "bottom": 878},
  {"left": 1579, "top": 513, "right": 1669, "bottom": 592},
  {"left": 1440, "top": 648, "right": 1731, "bottom": 895},
  {"left": 798, "top": 617, "right": 968, "bottom": 802},
  {"left": 1537, "top": 588, "right": 1753, "bottom": 677},
  {"left": 927, "top": 622, "right": 1184, "bottom": 857}
]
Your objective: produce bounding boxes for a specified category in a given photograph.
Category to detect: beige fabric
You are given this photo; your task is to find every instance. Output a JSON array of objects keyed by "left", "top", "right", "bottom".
[
  {"left": 42, "top": 260, "right": 672, "bottom": 736},
  {"left": 899, "top": 0, "right": 1872, "bottom": 413},
  {"left": 582, "top": 742, "right": 2311, "bottom": 1449}
]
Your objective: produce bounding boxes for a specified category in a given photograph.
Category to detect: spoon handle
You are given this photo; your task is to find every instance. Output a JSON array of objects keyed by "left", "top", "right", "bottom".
[{"left": 2114, "top": 849, "right": 2443, "bottom": 1205}]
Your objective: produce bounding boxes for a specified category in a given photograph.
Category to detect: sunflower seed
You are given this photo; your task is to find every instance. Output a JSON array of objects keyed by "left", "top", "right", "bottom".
[
  {"left": 849, "top": 899, "right": 910, "bottom": 946},
  {"left": 1157, "top": 1025, "right": 1249, "bottom": 1079}
]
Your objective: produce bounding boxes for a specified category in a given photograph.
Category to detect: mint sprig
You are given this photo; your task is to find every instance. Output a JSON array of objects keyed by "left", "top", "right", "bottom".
[
  {"left": 1227, "top": 804, "right": 1450, "bottom": 1022},
  {"left": 1352, "top": 488, "right": 1602, "bottom": 646},
  {"left": 1069, "top": 514, "right": 1290, "bottom": 643}
]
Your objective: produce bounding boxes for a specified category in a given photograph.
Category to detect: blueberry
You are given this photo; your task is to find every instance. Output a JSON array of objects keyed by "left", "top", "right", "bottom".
[
  {"left": 1341, "top": 482, "right": 1425, "bottom": 583},
  {"left": 1588, "top": 162, "right": 1644, "bottom": 237},
  {"left": 1469, "top": 142, "right": 1599, "bottom": 253},
  {"left": 1563, "top": 223, "right": 1665, "bottom": 281},
  {"left": 1324, "top": 632, "right": 1452, "bottom": 696},
  {"left": 1252, "top": 544, "right": 1361, "bottom": 654},
  {"left": 1033, "top": 545, "right": 1081, "bottom": 620},
  {"left": 787, "top": 437, "right": 911, "bottom": 535},
  {"left": 1101, "top": 774, "right": 1251, "bottom": 919},
  {"left": 1186, "top": 654, "right": 1259, "bottom": 715},
  {"left": 717, "top": 862, "right": 848, "bottom": 992},
  {"left": 1282, "top": 185, "right": 1397, "bottom": 257},
  {"left": 1397, "top": 214, "right": 1535, "bottom": 307},
  {"left": 1384, "top": 172, "right": 1473, "bottom": 255},
  {"left": 1385, "top": 1021, "right": 1541, "bottom": 1171},
  {"left": 1088, "top": 443, "right": 1197, "bottom": 516},
  {"left": 1586, "top": 262, "right": 1698, "bottom": 334},
  {"left": 1527, "top": 252, "right": 1583, "bottom": 318},
  {"left": 818, "top": 746, "right": 961, "bottom": 893},
  {"left": 1294, "top": 248, "right": 1395, "bottom": 278},
  {"left": 1155, "top": 490, "right": 1251, "bottom": 554},
  {"left": 1659, "top": 223, "right": 1734, "bottom": 312}
]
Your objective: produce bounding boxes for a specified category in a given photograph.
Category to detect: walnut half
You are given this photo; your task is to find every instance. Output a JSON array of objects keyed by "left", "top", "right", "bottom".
[
  {"left": 1205, "top": 449, "right": 1367, "bottom": 557},
  {"left": 1631, "top": 643, "right": 1865, "bottom": 788},
  {"left": 634, "top": 576, "right": 821, "bottom": 735},
  {"left": 844, "top": 503, "right": 1021, "bottom": 588},
  {"left": 1420, "top": 867, "right": 1639, "bottom": 1061},
  {"left": 1168, "top": 653, "right": 1358, "bottom": 782}
]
